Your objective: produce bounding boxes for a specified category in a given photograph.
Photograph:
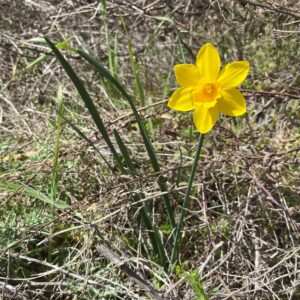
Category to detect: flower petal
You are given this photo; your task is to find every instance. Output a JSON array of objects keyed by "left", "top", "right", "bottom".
[
  {"left": 196, "top": 43, "right": 221, "bottom": 81},
  {"left": 168, "top": 87, "right": 195, "bottom": 111},
  {"left": 217, "top": 61, "right": 250, "bottom": 89},
  {"left": 193, "top": 104, "right": 219, "bottom": 134},
  {"left": 174, "top": 64, "right": 201, "bottom": 87},
  {"left": 218, "top": 89, "right": 247, "bottom": 116}
]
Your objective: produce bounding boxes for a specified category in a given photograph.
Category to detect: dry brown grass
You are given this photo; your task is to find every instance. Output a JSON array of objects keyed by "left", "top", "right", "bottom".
[{"left": 1, "top": 0, "right": 300, "bottom": 299}]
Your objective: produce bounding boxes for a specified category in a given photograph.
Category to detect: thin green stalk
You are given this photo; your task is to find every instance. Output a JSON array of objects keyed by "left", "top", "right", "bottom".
[
  {"left": 51, "top": 87, "right": 63, "bottom": 205},
  {"left": 49, "top": 86, "right": 63, "bottom": 262},
  {"left": 102, "top": 23, "right": 118, "bottom": 110},
  {"left": 178, "top": 35, "right": 186, "bottom": 64},
  {"left": 105, "top": 23, "right": 114, "bottom": 76},
  {"left": 113, "top": 32, "right": 119, "bottom": 78},
  {"left": 121, "top": 17, "right": 145, "bottom": 107},
  {"left": 113, "top": 129, "right": 135, "bottom": 174},
  {"left": 171, "top": 133, "right": 205, "bottom": 266}
]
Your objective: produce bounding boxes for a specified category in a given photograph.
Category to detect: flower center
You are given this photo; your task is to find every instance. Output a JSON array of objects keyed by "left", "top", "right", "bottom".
[
  {"left": 204, "top": 83, "right": 217, "bottom": 95},
  {"left": 192, "top": 82, "right": 220, "bottom": 107}
]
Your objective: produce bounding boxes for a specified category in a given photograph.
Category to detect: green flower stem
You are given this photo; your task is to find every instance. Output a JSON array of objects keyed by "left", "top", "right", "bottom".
[{"left": 171, "top": 133, "right": 205, "bottom": 266}]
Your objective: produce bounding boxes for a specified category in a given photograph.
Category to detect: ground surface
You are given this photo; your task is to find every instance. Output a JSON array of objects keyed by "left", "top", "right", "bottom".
[{"left": 0, "top": 0, "right": 300, "bottom": 299}]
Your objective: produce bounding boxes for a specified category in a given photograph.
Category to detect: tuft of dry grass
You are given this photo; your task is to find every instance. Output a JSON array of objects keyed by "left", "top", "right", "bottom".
[{"left": 1, "top": 0, "right": 300, "bottom": 299}]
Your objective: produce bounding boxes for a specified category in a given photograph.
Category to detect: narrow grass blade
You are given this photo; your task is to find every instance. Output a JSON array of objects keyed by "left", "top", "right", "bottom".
[
  {"left": 121, "top": 17, "right": 145, "bottom": 106},
  {"left": 151, "top": 16, "right": 174, "bottom": 23},
  {"left": 113, "top": 129, "right": 135, "bottom": 174},
  {"left": 133, "top": 194, "right": 168, "bottom": 270},
  {"left": 178, "top": 36, "right": 186, "bottom": 64},
  {"left": 97, "top": 0, "right": 106, "bottom": 15},
  {"left": 113, "top": 32, "right": 119, "bottom": 78},
  {"left": 101, "top": 25, "right": 121, "bottom": 107},
  {"left": 105, "top": 23, "right": 114, "bottom": 76},
  {"left": 49, "top": 86, "right": 63, "bottom": 262},
  {"left": 50, "top": 86, "right": 63, "bottom": 205},
  {"left": 141, "top": 8, "right": 178, "bottom": 62},
  {"left": 44, "top": 37, "right": 124, "bottom": 173},
  {"left": 15, "top": 37, "right": 77, "bottom": 80},
  {"left": 0, "top": 182, "right": 69, "bottom": 209},
  {"left": 141, "top": 19, "right": 169, "bottom": 61},
  {"left": 162, "top": 72, "right": 172, "bottom": 98},
  {"left": 78, "top": 50, "right": 176, "bottom": 229},
  {"left": 29, "top": 37, "right": 77, "bottom": 53}
]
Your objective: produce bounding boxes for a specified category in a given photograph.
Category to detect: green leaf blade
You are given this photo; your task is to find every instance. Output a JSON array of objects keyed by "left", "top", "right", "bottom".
[{"left": 44, "top": 37, "right": 124, "bottom": 172}]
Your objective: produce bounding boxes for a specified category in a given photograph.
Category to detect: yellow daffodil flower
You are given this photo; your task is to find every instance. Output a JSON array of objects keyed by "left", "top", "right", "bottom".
[{"left": 168, "top": 43, "right": 250, "bottom": 133}]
